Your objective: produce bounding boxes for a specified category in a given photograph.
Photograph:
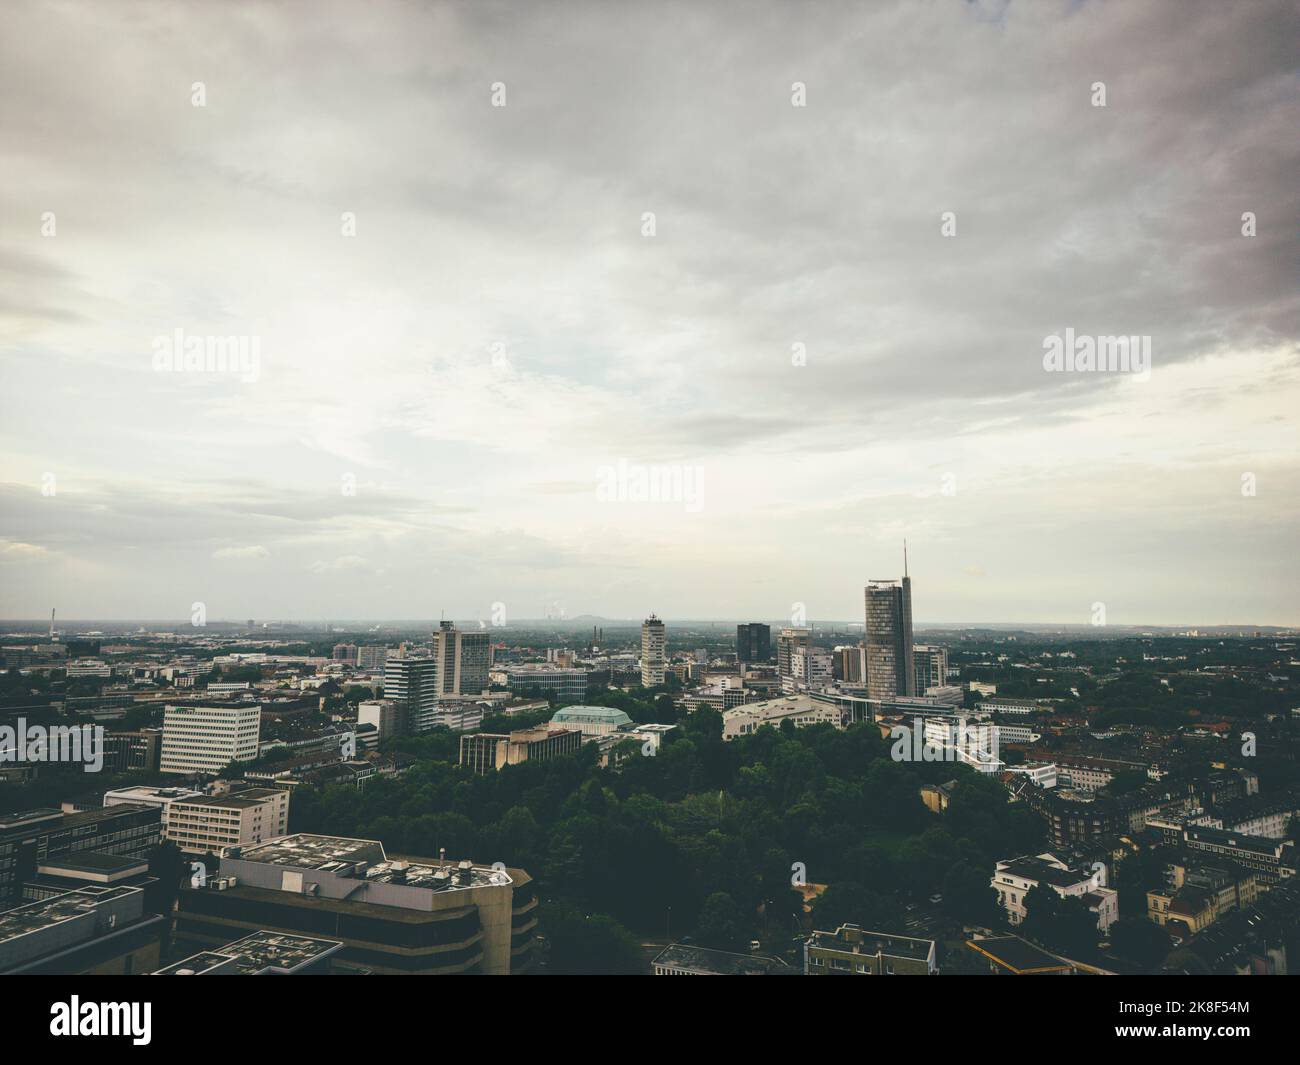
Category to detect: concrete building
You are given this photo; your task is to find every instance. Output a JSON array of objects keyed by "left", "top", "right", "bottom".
[
  {"left": 0, "top": 805, "right": 163, "bottom": 905},
  {"left": 357, "top": 698, "right": 402, "bottom": 740},
  {"left": 459, "top": 727, "right": 584, "bottom": 774},
  {"left": 101, "top": 728, "right": 163, "bottom": 773},
  {"left": 1181, "top": 825, "right": 1296, "bottom": 885},
  {"left": 722, "top": 694, "right": 843, "bottom": 740},
  {"left": 502, "top": 665, "right": 589, "bottom": 702},
  {"left": 0, "top": 885, "right": 165, "bottom": 975},
  {"left": 788, "top": 648, "right": 834, "bottom": 689},
  {"left": 913, "top": 645, "right": 948, "bottom": 694},
  {"left": 103, "top": 785, "right": 202, "bottom": 833},
  {"left": 804, "top": 923, "right": 937, "bottom": 975},
  {"left": 382, "top": 655, "right": 439, "bottom": 734},
  {"left": 864, "top": 575, "right": 914, "bottom": 700},
  {"left": 834, "top": 644, "right": 865, "bottom": 684},
  {"left": 776, "top": 627, "right": 811, "bottom": 682},
  {"left": 356, "top": 645, "right": 389, "bottom": 671},
  {"left": 736, "top": 622, "right": 771, "bottom": 665},
  {"left": 641, "top": 614, "right": 666, "bottom": 687},
  {"left": 164, "top": 788, "right": 290, "bottom": 856},
  {"left": 652, "top": 943, "right": 794, "bottom": 975},
  {"left": 173, "top": 834, "right": 538, "bottom": 974},
  {"left": 431, "top": 622, "right": 491, "bottom": 696},
  {"left": 153, "top": 930, "right": 343, "bottom": 975},
  {"left": 160, "top": 703, "right": 261, "bottom": 775}
]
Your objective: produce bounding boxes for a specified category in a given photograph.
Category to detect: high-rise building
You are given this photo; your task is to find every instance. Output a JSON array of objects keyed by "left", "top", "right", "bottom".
[
  {"left": 382, "top": 656, "right": 440, "bottom": 734},
  {"left": 160, "top": 703, "right": 261, "bottom": 775},
  {"left": 736, "top": 623, "right": 771, "bottom": 665},
  {"left": 356, "top": 644, "right": 388, "bottom": 671},
  {"left": 641, "top": 615, "right": 666, "bottom": 687},
  {"left": 834, "top": 645, "right": 865, "bottom": 684},
  {"left": 864, "top": 575, "right": 914, "bottom": 700},
  {"left": 431, "top": 622, "right": 491, "bottom": 696},
  {"left": 913, "top": 645, "right": 948, "bottom": 694},
  {"left": 789, "top": 648, "right": 834, "bottom": 687},
  {"left": 332, "top": 643, "right": 358, "bottom": 665},
  {"left": 776, "top": 627, "right": 811, "bottom": 680}
]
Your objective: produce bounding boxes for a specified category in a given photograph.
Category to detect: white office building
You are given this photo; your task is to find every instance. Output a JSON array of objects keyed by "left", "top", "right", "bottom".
[{"left": 160, "top": 704, "right": 261, "bottom": 775}]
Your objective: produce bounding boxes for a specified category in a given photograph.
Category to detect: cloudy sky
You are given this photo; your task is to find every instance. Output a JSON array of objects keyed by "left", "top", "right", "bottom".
[{"left": 1, "top": 0, "right": 1296, "bottom": 626}]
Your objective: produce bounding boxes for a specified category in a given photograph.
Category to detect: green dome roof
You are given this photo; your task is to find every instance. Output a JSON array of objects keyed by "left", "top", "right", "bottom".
[{"left": 551, "top": 705, "right": 633, "bottom": 727}]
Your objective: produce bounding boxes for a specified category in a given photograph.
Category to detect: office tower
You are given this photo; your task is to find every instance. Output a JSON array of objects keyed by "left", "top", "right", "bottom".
[
  {"left": 160, "top": 703, "right": 261, "bottom": 775},
  {"left": 776, "top": 627, "right": 811, "bottom": 680},
  {"left": 864, "top": 571, "right": 914, "bottom": 700},
  {"left": 431, "top": 622, "right": 491, "bottom": 696},
  {"left": 789, "top": 648, "right": 833, "bottom": 687},
  {"left": 736, "top": 622, "right": 771, "bottom": 665},
  {"left": 834, "top": 645, "right": 865, "bottom": 684},
  {"left": 382, "top": 655, "right": 440, "bottom": 734},
  {"left": 174, "top": 834, "right": 539, "bottom": 974},
  {"left": 913, "top": 645, "right": 948, "bottom": 694},
  {"left": 641, "top": 615, "right": 666, "bottom": 687},
  {"left": 356, "top": 644, "right": 388, "bottom": 670},
  {"left": 332, "top": 643, "right": 358, "bottom": 665}
]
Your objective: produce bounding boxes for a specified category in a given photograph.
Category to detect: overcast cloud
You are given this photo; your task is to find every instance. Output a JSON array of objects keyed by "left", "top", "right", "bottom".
[{"left": 1, "top": 0, "right": 1296, "bottom": 625}]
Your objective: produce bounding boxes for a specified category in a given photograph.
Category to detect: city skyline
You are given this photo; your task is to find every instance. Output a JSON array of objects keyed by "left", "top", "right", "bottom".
[{"left": 3, "top": 1, "right": 1298, "bottom": 625}]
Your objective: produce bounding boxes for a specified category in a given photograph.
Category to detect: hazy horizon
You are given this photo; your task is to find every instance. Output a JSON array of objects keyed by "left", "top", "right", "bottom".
[{"left": 3, "top": 1, "right": 1297, "bottom": 625}]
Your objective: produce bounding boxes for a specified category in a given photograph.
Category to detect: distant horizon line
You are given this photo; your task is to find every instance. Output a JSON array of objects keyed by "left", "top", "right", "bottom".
[{"left": 3, "top": 617, "right": 1296, "bottom": 631}]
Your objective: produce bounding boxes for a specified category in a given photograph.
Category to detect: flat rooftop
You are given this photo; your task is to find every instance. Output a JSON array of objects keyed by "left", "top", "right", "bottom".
[
  {"left": 966, "top": 935, "right": 1073, "bottom": 974},
  {"left": 233, "top": 833, "right": 512, "bottom": 890},
  {"left": 0, "top": 887, "right": 138, "bottom": 944},
  {"left": 653, "top": 943, "right": 794, "bottom": 975},
  {"left": 153, "top": 931, "right": 343, "bottom": 975},
  {"left": 0, "top": 808, "right": 63, "bottom": 832},
  {"left": 807, "top": 926, "right": 934, "bottom": 961}
]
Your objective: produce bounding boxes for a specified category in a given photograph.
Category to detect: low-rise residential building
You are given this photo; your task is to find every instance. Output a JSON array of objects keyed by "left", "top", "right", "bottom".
[
  {"left": 920, "top": 779, "right": 959, "bottom": 814},
  {"left": 993, "top": 852, "right": 1119, "bottom": 932}
]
